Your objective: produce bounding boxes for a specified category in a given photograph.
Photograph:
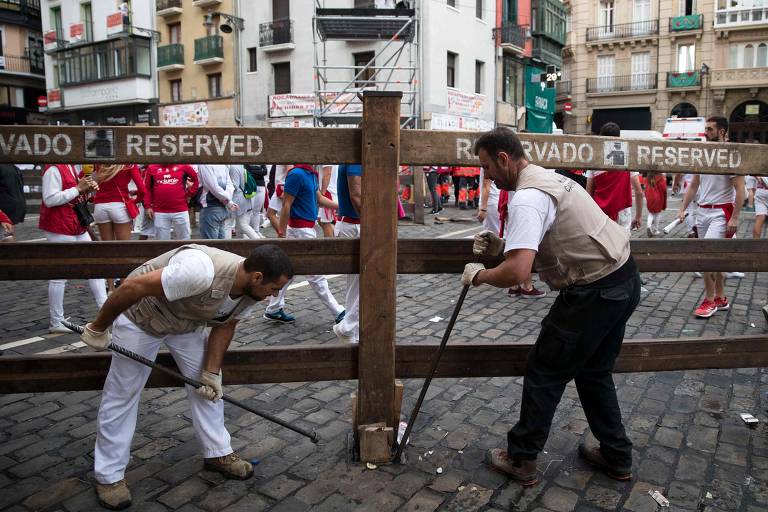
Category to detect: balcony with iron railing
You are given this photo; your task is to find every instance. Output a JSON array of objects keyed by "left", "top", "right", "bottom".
[
  {"left": 194, "top": 35, "right": 223, "bottom": 64},
  {"left": 0, "top": 54, "right": 44, "bottom": 76},
  {"left": 556, "top": 79, "right": 571, "bottom": 97},
  {"left": 0, "top": 0, "right": 40, "bottom": 17},
  {"left": 156, "top": 0, "right": 182, "bottom": 16},
  {"left": 494, "top": 23, "right": 530, "bottom": 51},
  {"left": 667, "top": 70, "right": 700, "bottom": 88},
  {"left": 259, "top": 18, "right": 294, "bottom": 50},
  {"left": 715, "top": 5, "right": 768, "bottom": 27},
  {"left": 157, "top": 43, "right": 184, "bottom": 70},
  {"left": 670, "top": 14, "right": 703, "bottom": 31},
  {"left": 586, "top": 19, "right": 659, "bottom": 42},
  {"left": 587, "top": 73, "right": 657, "bottom": 93}
]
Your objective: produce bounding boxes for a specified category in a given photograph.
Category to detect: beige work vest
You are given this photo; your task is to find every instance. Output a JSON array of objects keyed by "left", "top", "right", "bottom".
[
  {"left": 124, "top": 244, "right": 256, "bottom": 336},
  {"left": 515, "top": 165, "right": 630, "bottom": 290}
]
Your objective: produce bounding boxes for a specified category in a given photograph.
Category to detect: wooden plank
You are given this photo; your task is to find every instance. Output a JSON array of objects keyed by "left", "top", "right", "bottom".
[
  {"left": 0, "top": 126, "right": 361, "bottom": 165},
  {"left": 358, "top": 91, "right": 401, "bottom": 433},
  {"left": 412, "top": 166, "right": 425, "bottom": 225},
  {"left": 400, "top": 130, "right": 768, "bottom": 176},
  {"left": 1, "top": 336, "right": 766, "bottom": 394},
  {"left": 2, "top": 238, "right": 768, "bottom": 280}
]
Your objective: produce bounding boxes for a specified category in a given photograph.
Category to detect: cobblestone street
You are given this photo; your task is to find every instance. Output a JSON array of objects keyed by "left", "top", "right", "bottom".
[{"left": 1, "top": 198, "right": 767, "bottom": 512}]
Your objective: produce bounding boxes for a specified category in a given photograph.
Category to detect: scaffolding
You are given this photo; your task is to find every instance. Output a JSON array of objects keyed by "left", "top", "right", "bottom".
[{"left": 312, "top": 3, "right": 419, "bottom": 128}]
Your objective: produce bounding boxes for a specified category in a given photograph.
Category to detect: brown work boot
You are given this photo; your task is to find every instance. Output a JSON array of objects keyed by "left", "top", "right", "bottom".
[
  {"left": 578, "top": 442, "right": 632, "bottom": 481},
  {"left": 204, "top": 453, "right": 254, "bottom": 480},
  {"left": 95, "top": 479, "right": 131, "bottom": 510},
  {"left": 485, "top": 448, "right": 539, "bottom": 486}
]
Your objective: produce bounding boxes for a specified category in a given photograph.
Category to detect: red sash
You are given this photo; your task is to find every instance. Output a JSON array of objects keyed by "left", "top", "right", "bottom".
[
  {"left": 498, "top": 190, "right": 509, "bottom": 237},
  {"left": 592, "top": 171, "right": 632, "bottom": 221},
  {"left": 643, "top": 174, "right": 667, "bottom": 214}
]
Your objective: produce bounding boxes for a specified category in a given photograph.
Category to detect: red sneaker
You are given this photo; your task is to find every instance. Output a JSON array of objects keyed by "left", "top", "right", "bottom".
[
  {"left": 695, "top": 299, "right": 718, "bottom": 318},
  {"left": 714, "top": 296, "right": 730, "bottom": 310},
  {"left": 519, "top": 286, "right": 547, "bottom": 298}
]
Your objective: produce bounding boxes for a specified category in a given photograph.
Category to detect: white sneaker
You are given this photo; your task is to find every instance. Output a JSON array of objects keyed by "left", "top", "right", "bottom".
[
  {"left": 693, "top": 272, "right": 702, "bottom": 278},
  {"left": 333, "top": 323, "right": 355, "bottom": 344},
  {"left": 725, "top": 272, "right": 745, "bottom": 279},
  {"left": 261, "top": 220, "right": 270, "bottom": 229},
  {"left": 49, "top": 324, "right": 72, "bottom": 334}
]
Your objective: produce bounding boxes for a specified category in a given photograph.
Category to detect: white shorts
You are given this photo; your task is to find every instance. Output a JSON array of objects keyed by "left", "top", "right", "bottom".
[
  {"left": 268, "top": 193, "right": 283, "bottom": 213},
  {"left": 745, "top": 176, "right": 757, "bottom": 190},
  {"left": 94, "top": 202, "right": 131, "bottom": 224},
  {"left": 755, "top": 189, "right": 768, "bottom": 216},
  {"left": 696, "top": 206, "right": 728, "bottom": 239}
]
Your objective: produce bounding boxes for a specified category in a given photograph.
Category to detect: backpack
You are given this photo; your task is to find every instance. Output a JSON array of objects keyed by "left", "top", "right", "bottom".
[{"left": 241, "top": 168, "right": 258, "bottom": 199}]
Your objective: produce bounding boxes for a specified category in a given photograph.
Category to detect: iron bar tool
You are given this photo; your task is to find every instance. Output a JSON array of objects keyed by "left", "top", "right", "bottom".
[
  {"left": 394, "top": 253, "right": 481, "bottom": 462},
  {"left": 61, "top": 319, "right": 319, "bottom": 443}
]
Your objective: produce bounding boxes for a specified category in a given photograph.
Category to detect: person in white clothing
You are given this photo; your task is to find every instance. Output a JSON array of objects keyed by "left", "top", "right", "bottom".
[
  {"left": 79, "top": 244, "right": 293, "bottom": 510},
  {"left": 198, "top": 164, "right": 237, "bottom": 239},
  {"left": 318, "top": 164, "right": 338, "bottom": 238},
  {"left": 38, "top": 164, "right": 107, "bottom": 333},
  {"left": 753, "top": 176, "right": 768, "bottom": 239},
  {"left": 673, "top": 173, "right": 699, "bottom": 237},
  {"left": 332, "top": 163, "right": 362, "bottom": 343},
  {"left": 678, "top": 116, "right": 745, "bottom": 319},
  {"left": 266, "top": 164, "right": 288, "bottom": 233},
  {"left": 478, "top": 171, "right": 501, "bottom": 235},
  {"left": 225, "top": 165, "right": 261, "bottom": 240}
]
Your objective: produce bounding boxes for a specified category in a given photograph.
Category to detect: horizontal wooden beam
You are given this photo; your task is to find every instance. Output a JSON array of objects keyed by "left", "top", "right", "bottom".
[
  {"left": 1, "top": 239, "right": 767, "bottom": 280},
  {"left": 1, "top": 126, "right": 765, "bottom": 175},
  {"left": 1, "top": 335, "right": 765, "bottom": 393}
]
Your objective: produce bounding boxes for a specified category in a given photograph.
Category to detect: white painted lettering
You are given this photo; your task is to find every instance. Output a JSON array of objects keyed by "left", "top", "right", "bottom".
[
  {"left": 664, "top": 146, "right": 677, "bottom": 166},
  {"left": 456, "top": 138, "right": 473, "bottom": 161},
  {"left": 562, "top": 143, "right": 576, "bottom": 162},
  {"left": 704, "top": 148, "right": 717, "bottom": 167},
  {"left": 534, "top": 142, "right": 547, "bottom": 162},
  {"left": 651, "top": 146, "right": 663, "bottom": 165},
  {"left": 678, "top": 147, "right": 690, "bottom": 167},
  {"left": 637, "top": 146, "right": 651, "bottom": 166},
  {"left": 51, "top": 134, "right": 71, "bottom": 156},
  {"left": 126, "top": 134, "right": 142, "bottom": 156},
  {"left": 690, "top": 147, "right": 703, "bottom": 168},
  {"left": 578, "top": 144, "right": 593, "bottom": 163},
  {"left": 546, "top": 143, "right": 561, "bottom": 162},
  {"left": 14, "top": 134, "right": 31, "bottom": 155},
  {"left": 717, "top": 148, "right": 727, "bottom": 167},
  {"left": 212, "top": 135, "right": 229, "bottom": 156},
  {"left": 521, "top": 140, "right": 533, "bottom": 161},
  {"left": 179, "top": 135, "right": 193, "bottom": 156},
  {"left": 196, "top": 135, "right": 213, "bottom": 157},
  {"left": 145, "top": 135, "right": 160, "bottom": 157},
  {"left": 0, "top": 134, "right": 13, "bottom": 155},
  {"left": 161, "top": 134, "right": 177, "bottom": 156},
  {"left": 230, "top": 135, "right": 245, "bottom": 157},
  {"left": 246, "top": 135, "right": 263, "bottom": 157},
  {"left": 34, "top": 134, "right": 51, "bottom": 155},
  {"left": 729, "top": 150, "right": 742, "bottom": 169}
]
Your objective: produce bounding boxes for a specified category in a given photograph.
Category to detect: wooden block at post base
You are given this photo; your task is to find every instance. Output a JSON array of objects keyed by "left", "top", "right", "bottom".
[
  {"left": 393, "top": 380, "right": 404, "bottom": 428},
  {"left": 351, "top": 391, "right": 358, "bottom": 434},
  {"left": 358, "top": 423, "right": 394, "bottom": 464}
]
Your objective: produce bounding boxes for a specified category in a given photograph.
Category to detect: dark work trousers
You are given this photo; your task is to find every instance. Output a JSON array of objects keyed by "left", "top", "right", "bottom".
[
  {"left": 426, "top": 171, "right": 441, "bottom": 209},
  {"left": 507, "top": 257, "right": 641, "bottom": 469}
]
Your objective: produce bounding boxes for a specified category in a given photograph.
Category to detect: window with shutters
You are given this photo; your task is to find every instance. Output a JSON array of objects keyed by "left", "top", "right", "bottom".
[
  {"left": 447, "top": 51, "right": 457, "bottom": 88},
  {"left": 208, "top": 73, "right": 222, "bottom": 98},
  {"left": 273, "top": 62, "right": 291, "bottom": 94},
  {"left": 170, "top": 79, "right": 181, "bottom": 102},
  {"left": 247, "top": 47, "right": 257, "bottom": 73}
]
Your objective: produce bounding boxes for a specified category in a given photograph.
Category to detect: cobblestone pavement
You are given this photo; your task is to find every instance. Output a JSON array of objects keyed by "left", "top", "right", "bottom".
[{"left": 1, "top": 197, "right": 767, "bottom": 511}]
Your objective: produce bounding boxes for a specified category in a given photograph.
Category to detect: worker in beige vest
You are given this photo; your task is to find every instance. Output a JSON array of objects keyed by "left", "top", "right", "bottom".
[
  {"left": 79, "top": 244, "right": 293, "bottom": 510},
  {"left": 463, "top": 127, "right": 641, "bottom": 486}
]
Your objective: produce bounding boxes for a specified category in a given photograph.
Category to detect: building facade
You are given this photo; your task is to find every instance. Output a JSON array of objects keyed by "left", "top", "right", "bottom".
[
  {"left": 41, "top": 0, "right": 158, "bottom": 125},
  {"left": 561, "top": 0, "right": 767, "bottom": 142},
  {"left": 0, "top": 0, "right": 46, "bottom": 124},
  {"left": 155, "top": 0, "right": 240, "bottom": 127}
]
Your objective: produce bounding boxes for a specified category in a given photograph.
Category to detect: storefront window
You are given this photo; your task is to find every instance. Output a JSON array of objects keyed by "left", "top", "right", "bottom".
[{"left": 502, "top": 56, "right": 523, "bottom": 105}]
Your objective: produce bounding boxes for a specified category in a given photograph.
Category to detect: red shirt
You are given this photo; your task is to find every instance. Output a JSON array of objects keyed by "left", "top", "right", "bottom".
[
  {"left": 93, "top": 165, "right": 146, "bottom": 205},
  {"left": 145, "top": 164, "right": 199, "bottom": 213}
]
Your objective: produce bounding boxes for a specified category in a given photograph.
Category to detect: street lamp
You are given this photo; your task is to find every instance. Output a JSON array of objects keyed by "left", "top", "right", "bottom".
[
  {"left": 700, "top": 62, "right": 710, "bottom": 117},
  {"left": 204, "top": 11, "right": 245, "bottom": 125}
]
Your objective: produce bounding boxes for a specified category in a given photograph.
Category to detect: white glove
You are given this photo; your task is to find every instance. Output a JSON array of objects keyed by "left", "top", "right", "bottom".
[
  {"left": 81, "top": 323, "right": 111, "bottom": 351},
  {"left": 196, "top": 370, "right": 223, "bottom": 402},
  {"left": 473, "top": 230, "right": 505, "bottom": 256},
  {"left": 461, "top": 263, "right": 485, "bottom": 286}
]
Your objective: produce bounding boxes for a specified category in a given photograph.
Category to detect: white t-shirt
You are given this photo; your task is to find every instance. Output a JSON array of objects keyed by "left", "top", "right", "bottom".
[
  {"left": 274, "top": 165, "right": 288, "bottom": 186},
  {"left": 698, "top": 174, "right": 736, "bottom": 205},
  {"left": 161, "top": 249, "right": 255, "bottom": 320},
  {"left": 503, "top": 189, "right": 557, "bottom": 254},
  {"left": 479, "top": 169, "right": 500, "bottom": 211},
  {"left": 323, "top": 165, "right": 338, "bottom": 195}
]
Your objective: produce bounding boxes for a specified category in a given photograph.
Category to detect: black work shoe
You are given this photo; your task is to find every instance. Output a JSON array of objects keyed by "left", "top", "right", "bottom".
[
  {"left": 578, "top": 442, "right": 632, "bottom": 481},
  {"left": 485, "top": 448, "right": 538, "bottom": 486},
  {"left": 95, "top": 480, "right": 131, "bottom": 510}
]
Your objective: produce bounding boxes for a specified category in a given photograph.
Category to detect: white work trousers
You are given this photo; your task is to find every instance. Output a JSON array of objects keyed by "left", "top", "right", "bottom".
[
  {"left": 265, "top": 226, "right": 343, "bottom": 316},
  {"left": 44, "top": 230, "right": 107, "bottom": 328},
  {"left": 94, "top": 315, "right": 232, "bottom": 484},
  {"left": 224, "top": 211, "right": 261, "bottom": 240},
  {"left": 154, "top": 211, "right": 191, "bottom": 240},
  {"left": 334, "top": 221, "right": 360, "bottom": 342}
]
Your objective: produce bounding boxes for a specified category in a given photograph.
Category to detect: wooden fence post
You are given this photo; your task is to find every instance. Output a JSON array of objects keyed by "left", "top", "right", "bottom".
[{"left": 357, "top": 91, "right": 402, "bottom": 462}]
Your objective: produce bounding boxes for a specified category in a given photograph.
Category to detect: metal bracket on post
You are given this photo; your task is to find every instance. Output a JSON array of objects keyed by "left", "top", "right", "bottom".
[{"left": 357, "top": 91, "right": 402, "bottom": 463}]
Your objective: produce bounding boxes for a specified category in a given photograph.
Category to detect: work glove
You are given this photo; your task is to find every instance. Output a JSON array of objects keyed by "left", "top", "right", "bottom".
[
  {"left": 473, "top": 230, "right": 505, "bottom": 256},
  {"left": 461, "top": 263, "right": 485, "bottom": 287},
  {"left": 196, "top": 370, "right": 223, "bottom": 402},
  {"left": 81, "top": 323, "right": 111, "bottom": 351}
]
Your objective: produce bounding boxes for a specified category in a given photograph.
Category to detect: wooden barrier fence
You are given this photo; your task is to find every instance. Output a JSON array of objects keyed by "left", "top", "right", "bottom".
[{"left": 0, "top": 92, "right": 766, "bottom": 462}]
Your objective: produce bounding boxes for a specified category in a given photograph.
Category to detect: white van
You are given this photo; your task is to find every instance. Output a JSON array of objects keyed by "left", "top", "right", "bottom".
[
  {"left": 620, "top": 130, "right": 663, "bottom": 141},
  {"left": 663, "top": 117, "right": 707, "bottom": 141}
]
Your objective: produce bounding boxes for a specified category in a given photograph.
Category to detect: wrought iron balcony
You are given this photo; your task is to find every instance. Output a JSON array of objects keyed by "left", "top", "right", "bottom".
[
  {"left": 194, "top": 35, "right": 223, "bottom": 64},
  {"left": 0, "top": 0, "right": 40, "bottom": 17},
  {"left": 157, "top": 43, "right": 184, "bottom": 69},
  {"left": 586, "top": 19, "right": 659, "bottom": 42},
  {"left": 667, "top": 71, "right": 700, "bottom": 88},
  {"left": 587, "top": 73, "right": 657, "bottom": 93},
  {"left": 556, "top": 79, "right": 571, "bottom": 96},
  {"left": 670, "top": 14, "right": 703, "bottom": 31},
  {"left": 156, "top": 0, "right": 182, "bottom": 15},
  {"left": 0, "top": 54, "right": 44, "bottom": 76},
  {"left": 715, "top": 5, "right": 768, "bottom": 27},
  {"left": 494, "top": 23, "right": 529, "bottom": 50},
  {"left": 260, "top": 18, "right": 294, "bottom": 47}
]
